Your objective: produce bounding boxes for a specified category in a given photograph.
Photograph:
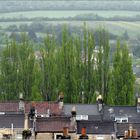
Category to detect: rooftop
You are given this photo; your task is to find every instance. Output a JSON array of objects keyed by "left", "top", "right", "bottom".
[
  {"left": 36, "top": 116, "right": 75, "bottom": 133},
  {"left": 0, "top": 101, "right": 62, "bottom": 115},
  {"left": 77, "top": 120, "right": 115, "bottom": 134},
  {"left": 64, "top": 104, "right": 100, "bottom": 116}
]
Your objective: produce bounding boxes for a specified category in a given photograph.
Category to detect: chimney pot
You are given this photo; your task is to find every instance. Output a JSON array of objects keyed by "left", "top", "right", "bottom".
[
  {"left": 79, "top": 127, "right": 88, "bottom": 140},
  {"left": 19, "top": 93, "right": 24, "bottom": 100},
  {"left": 81, "top": 127, "right": 86, "bottom": 137},
  {"left": 19, "top": 93, "right": 24, "bottom": 112},
  {"left": 59, "top": 91, "right": 64, "bottom": 100},
  {"left": 96, "top": 94, "right": 103, "bottom": 112},
  {"left": 63, "top": 127, "right": 68, "bottom": 137}
]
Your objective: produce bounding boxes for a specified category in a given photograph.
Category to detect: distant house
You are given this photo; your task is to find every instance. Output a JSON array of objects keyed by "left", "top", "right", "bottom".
[
  {"left": 35, "top": 116, "right": 75, "bottom": 140},
  {"left": 63, "top": 104, "right": 101, "bottom": 121},
  {"left": 1, "top": 96, "right": 140, "bottom": 139},
  {"left": 77, "top": 120, "right": 115, "bottom": 140},
  {"left": 103, "top": 97, "right": 140, "bottom": 139},
  {"left": 0, "top": 100, "right": 63, "bottom": 139},
  {"left": 0, "top": 102, "right": 24, "bottom": 139},
  {"left": 0, "top": 114, "right": 24, "bottom": 139},
  {"left": 116, "top": 123, "right": 140, "bottom": 139},
  {"left": 103, "top": 106, "right": 139, "bottom": 123}
]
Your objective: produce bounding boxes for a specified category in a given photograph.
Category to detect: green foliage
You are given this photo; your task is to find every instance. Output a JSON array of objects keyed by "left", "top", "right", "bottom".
[
  {"left": 0, "top": 25, "right": 135, "bottom": 104},
  {"left": 108, "top": 40, "right": 135, "bottom": 105},
  {"left": 96, "top": 27, "right": 110, "bottom": 103}
]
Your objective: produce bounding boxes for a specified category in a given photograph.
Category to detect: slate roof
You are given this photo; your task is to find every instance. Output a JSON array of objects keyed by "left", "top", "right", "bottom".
[
  {"left": 103, "top": 106, "right": 140, "bottom": 122},
  {"left": 0, "top": 114, "right": 24, "bottom": 129},
  {"left": 77, "top": 120, "right": 115, "bottom": 134},
  {"left": 64, "top": 104, "right": 100, "bottom": 116},
  {"left": 25, "top": 102, "right": 61, "bottom": 115},
  {"left": 36, "top": 116, "right": 75, "bottom": 133},
  {"left": 0, "top": 102, "right": 19, "bottom": 112},
  {"left": 0, "top": 101, "right": 62, "bottom": 115}
]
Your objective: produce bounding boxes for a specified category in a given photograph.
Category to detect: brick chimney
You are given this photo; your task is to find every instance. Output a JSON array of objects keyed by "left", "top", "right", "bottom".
[
  {"left": 29, "top": 104, "right": 36, "bottom": 119},
  {"left": 62, "top": 127, "right": 71, "bottom": 139},
  {"left": 96, "top": 94, "right": 103, "bottom": 112},
  {"left": 24, "top": 113, "right": 29, "bottom": 130},
  {"left": 19, "top": 93, "right": 25, "bottom": 112},
  {"left": 137, "top": 97, "right": 140, "bottom": 113},
  {"left": 71, "top": 106, "right": 76, "bottom": 130},
  {"left": 22, "top": 113, "right": 32, "bottom": 139},
  {"left": 58, "top": 91, "right": 64, "bottom": 109},
  {"left": 124, "top": 124, "right": 138, "bottom": 139},
  {"left": 71, "top": 106, "right": 76, "bottom": 118}
]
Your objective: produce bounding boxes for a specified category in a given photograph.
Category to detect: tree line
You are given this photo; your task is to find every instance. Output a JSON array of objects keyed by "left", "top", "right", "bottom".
[
  {"left": 1, "top": 14, "right": 140, "bottom": 22},
  {"left": 0, "top": 25, "right": 135, "bottom": 105}
]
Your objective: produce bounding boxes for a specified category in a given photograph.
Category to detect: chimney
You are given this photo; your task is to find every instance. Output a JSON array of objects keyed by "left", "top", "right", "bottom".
[
  {"left": 62, "top": 127, "right": 71, "bottom": 139},
  {"left": 29, "top": 104, "right": 36, "bottom": 119},
  {"left": 124, "top": 124, "right": 138, "bottom": 139},
  {"left": 47, "top": 109, "right": 50, "bottom": 117},
  {"left": 71, "top": 106, "right": 77, "bottom": 131},
  {"left": 22, "top": 113, "right": 32, "bottom": 139},
  {"left": 19, "top": 93, "right": 25, "bottom": 112},
  {"left": 124, "top": 130, "right": 128, "bottom": 139},
  {"left": 24, "top": 113, "right": 29, "bottom": 130},
  {"left": 137, "top": 97, "right": 140, "bottom": 113},
  {"left": 58, "top": 91, "right": 64, "bottom": 109},
  {"left": 81, "top": 91, "right": 84, "bottom": 104},
  {"left": 79, "top": 127, "right": 88, "bottom": 140},
  {"left": 71, "top": 106, "right": 76, "bottom": 118},
  {"left": 96, "top": 94, "right": 103, "bottom": 112}
]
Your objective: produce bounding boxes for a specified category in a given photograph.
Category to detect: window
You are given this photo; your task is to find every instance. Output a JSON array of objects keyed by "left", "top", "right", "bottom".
[
  {"left": 115, "top": 119, "right": 121, "bottom": 123},
  {"left": 115, "top": 117, "right": 128, "bottom": 123},
  {"left": 122, "top": 119, "right": 128, "bottom": 123},
  {"left": 76, "top": 115, "right": 88, "bottom": 120}
]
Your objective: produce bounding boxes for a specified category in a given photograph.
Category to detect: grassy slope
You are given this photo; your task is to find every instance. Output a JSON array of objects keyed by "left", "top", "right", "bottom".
[
  {"left": 0, "top": 20, "right": 140, "bottom": 39},
  {"left": 0, "top": 10, "right": 140, "bottom": 18},
  {"left": 0, "top": 10, "right": 140, "bottom": 39}
]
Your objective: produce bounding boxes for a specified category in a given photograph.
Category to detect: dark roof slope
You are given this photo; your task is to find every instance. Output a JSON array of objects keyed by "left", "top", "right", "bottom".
[
  {"left": 0, "top": 102, "right": 19, "bottom": 112},
  {"left": 0, "top": 101, "right": 62, "bottom": 115},
  {"left": 36, "top": 116, "right": 75, "bottom": 133},
  {"left": 0, "top": 114, "right": 24, "bottom": 128},
  {"left": 103, "top": 106, "right": 140, "bottom": 121},
  {"left": 25, "top": 102, "right": 61, "bottom": 115},
  {"left": 64, "top": 104, "right": 99, "bottom": 116},
  {"left": 77, "top": 120, "right": 115, "bottom": 134}
]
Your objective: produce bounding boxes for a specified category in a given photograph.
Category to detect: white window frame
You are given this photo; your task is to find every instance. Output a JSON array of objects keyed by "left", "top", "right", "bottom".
[
  {"left": 76, "top": 115, "right": 88, "bottom": 120},
  {"left": 115, "top": 117, "right": 128, "bottom": 123}
]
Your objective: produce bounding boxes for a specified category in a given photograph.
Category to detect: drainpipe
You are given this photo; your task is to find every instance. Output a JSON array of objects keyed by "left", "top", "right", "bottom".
[{"left": 71, "top": 106, "right": 76, "bottom": 130}]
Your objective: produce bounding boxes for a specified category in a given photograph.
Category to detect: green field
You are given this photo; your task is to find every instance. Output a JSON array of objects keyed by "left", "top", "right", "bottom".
[
  {"left": 45, "top": 21, "right": 140, "bottom": 39},
  {"left": 0, "top": 10, "right": 140, "bottom": 19},
  {"left": 49, "top": 20, "right": 140, "bottom": 39},
  {"left": 0, "top": 21, "right": 32, "bottom": 28},
  {"left": 0, "top": 20, "right": 140, "bottom": 39}
]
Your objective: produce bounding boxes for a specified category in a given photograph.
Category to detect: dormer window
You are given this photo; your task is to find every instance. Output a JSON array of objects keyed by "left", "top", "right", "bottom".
[
  {"left": 115, "top": 117, "right": 128, "bottom": 123},
  {"left": 115, "top": 119, "right": 121, "bottom": 123},
  {"left": 122, "top": 119, "right": 128, "bottom": 123}
]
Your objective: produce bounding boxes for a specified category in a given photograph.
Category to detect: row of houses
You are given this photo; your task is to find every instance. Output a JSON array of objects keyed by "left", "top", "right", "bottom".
[{"left": 0, "top": 94, "right": 140, "bottom": 140}]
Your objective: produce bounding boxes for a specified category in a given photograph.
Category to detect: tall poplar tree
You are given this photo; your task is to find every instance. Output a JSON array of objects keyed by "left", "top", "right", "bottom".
[{"left": 109, "top": 41, "right": 135, "bottom": 105}]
